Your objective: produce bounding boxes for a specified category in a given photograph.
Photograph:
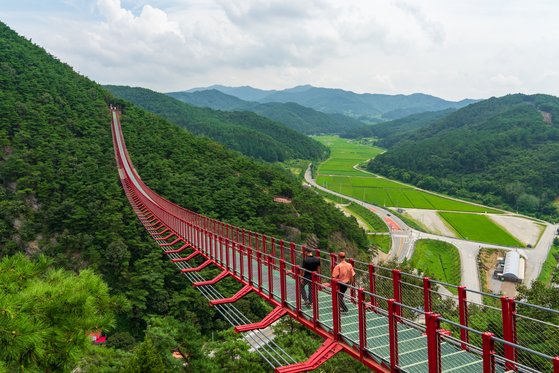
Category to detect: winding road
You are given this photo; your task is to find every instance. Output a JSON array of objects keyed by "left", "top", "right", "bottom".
[{"left": 305, "top": 164, "right": 558, "bottom": 303}]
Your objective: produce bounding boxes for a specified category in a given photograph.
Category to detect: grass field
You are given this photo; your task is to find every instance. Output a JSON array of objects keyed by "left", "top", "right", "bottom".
[
  {"left": 438, "top": 212, "right": 524, "bottom": 247},
  {"left": 315, "top": 136, "right": 384, "bottom": 176},
  {"left": 314, "top": 136, "right": 500, "bottom": 213},
  {"left": 316, "top": 174, "right": 497, "bottom": 213},
  {"left": 410, "top": 239, "right": 461, "bottom": 286},
  {"left": 368, "top": 234, "right": 391, "bottom": 254},
  {"left": 345, "top": 202, "right": 389, "bottom": 232},
  {"left": 537, "top": 244, "right": 559, "bottom": 285}
]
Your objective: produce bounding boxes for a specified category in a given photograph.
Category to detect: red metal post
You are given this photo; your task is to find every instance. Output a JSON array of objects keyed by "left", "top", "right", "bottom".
[
  {"left": 239, "top": 244, "right": 244, "bottom": 280},
  {"left": 330, "top": 252, "right": 337, "bottom": 275},
  {"left": 392, "top": 269, "right": 402, "bottom": 317},
  {"left": 358, "top": 288, "right": 367, "bottom": 356},
  {"left": 423, "top": 277, "right": 432, "bottom": 313},
  {"left": 279, "top": 259, "right": 287, "bottom": 306},
  {"left": 262, "top": 234, "right": 267, "bottom": 254},
  {"left": 312, "top": 272, "right": 319, "bottom": 326},
  {"left": 553, "top": 356, "right": 559, "bottom": 373},
  {"left": 387, "top": 299, "right": 399, "bottom": 371},
  {"left": 349, "top": 258, "right": 356, "bottom": 299},
  {"left": 257, "top": 251, "right": 263, "bottom": 291},
  {"left": 247, "top": 247, "right": 253, "bottom": 285},
  {"left": 295, "top": 266, "right": 302, "bottom": 313},
  {"left": 425, "top": 312, "right": 441, "bottom": 373},
  {"left": 458, "top": 286, "right": 469, "bottom": 349},
  {"left": 290, "top": 242, "right": 296, "bottom": 268},
  {"left": 267, "top": 255, "right": 274, "bottom": 298},
  {"left": 482, "top": 332, "right": 495, "bottom": 373},
  {"left": 225, "top": 239, "right": 231, "bottom": 271},
  {"left": 368, "top": 263, "right": 377, "bottom": 309},
  {"left": 331, "top": 278, "right": 340, "bottom": 341},
  {"left": 242, "top": 229, "right": 246, "bottom": 246},
  {"left": 271, "top": 237, "right": 276, "bottom": 264},
  {"left": 232, "top": 241, "right": 237, "bottom": 275},
  {"left": 280, "top": 240, "right": 285, "bottom": 261},
  {"left": 501, "top": 296, "right": 517, "bottom": 371},
  {"left": 219, "top": 236, "right": 224, "bottom": 265}
]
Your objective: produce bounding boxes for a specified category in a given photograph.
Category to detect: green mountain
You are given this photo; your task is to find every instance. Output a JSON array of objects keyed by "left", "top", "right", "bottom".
[
  {"left": 367, "top": 94, "right": 559, "bottom": 218},
  {"left": 341, "top": 109, "right": 455, "bottom": 145},
  {"left": 189, "top": 84, "right": 477, "bottom": 121},
  {"left": 106, "top": 85, "right": 327, "bottom": 162},
  {"left": 0, "top": 21, "right": 368, "bottom": 370},
  {"left": 167, "top": 89, "right": 368, "bottom": 134},
  {"left": 188, "top": 84, "right": 274, "bottom": 101}
]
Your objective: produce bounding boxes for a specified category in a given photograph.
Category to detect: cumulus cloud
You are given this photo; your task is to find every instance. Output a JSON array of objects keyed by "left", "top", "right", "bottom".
[{"left": 3, "top": 0, "right": 559, "bottom": 98}]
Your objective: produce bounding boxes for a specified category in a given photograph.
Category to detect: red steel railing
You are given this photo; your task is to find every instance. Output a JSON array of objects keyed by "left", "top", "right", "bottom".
[{"left": 111, "top": 107, "right": 559, "bottom": 372}]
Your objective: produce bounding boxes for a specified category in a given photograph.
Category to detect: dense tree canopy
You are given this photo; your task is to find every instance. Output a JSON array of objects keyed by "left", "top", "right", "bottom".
[
  {"left": 0, "top": 254, "right": 115, "bottom": 372},
  {"left": 0, "top": 21, "right": 369, "bottom": 371},
  {"left": 367, "top": 94, "right": 559, "bottom": 219}
]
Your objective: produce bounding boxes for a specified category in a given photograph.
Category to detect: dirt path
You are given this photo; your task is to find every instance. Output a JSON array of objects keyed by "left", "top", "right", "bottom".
[
  {"left": 405, "top": 208, "right": 457, "bottom": 237},
  {"left": 490, "top": 214, "right": 543, "bottom": 247}
]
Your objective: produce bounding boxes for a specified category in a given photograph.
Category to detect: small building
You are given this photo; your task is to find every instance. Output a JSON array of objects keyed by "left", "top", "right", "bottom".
[{"left": 499, "top": 251, "right": 525, "bottom": 283}]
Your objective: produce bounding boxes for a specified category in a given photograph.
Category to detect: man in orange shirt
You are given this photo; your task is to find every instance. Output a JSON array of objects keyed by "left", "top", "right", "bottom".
[{"left": 331, "top": 251, "right": 355, "bottom": 313}]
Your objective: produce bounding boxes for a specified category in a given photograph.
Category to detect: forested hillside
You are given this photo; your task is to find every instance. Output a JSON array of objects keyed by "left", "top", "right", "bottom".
[
  {"left": 367, "top": 94, "right": 559, "bottom": 218},
  {"left": 0, "top": 21, "right": 368, "bottom": 370},
  {"left": 167, "top": 89, "right": 367, "bottom": 134},
  {"left": 341, "top": 109, "right": 454, "bottom": 144},
  {"left": 106, "top": 85, "right": 328, "bottom": 162}
]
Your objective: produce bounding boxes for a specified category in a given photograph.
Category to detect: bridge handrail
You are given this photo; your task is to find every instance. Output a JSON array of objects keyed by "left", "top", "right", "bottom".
[{"left": 112, "top": 108, "right": 559, "bottom": 372}]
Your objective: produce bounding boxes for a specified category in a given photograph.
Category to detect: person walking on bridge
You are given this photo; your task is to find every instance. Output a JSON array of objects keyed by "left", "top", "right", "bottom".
[
  {"left": 301, "top": 248, "right": 321, "bottom": 307},
  {"left": 332, "top": 251, "right": 355, "bottom": 313}
]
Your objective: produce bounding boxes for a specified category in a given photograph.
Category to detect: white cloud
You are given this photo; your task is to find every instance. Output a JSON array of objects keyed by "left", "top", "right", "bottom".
[
  {"left": 2, "top": 0, "right": 559, "bottom": 99},
  {"left": 490, "top": 74, "right": 522, "bottom": 86}
]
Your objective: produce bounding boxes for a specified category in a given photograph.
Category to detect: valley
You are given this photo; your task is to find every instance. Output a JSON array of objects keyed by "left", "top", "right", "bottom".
[{"left": 310, "top": 135, "right": 558, "bottom": 296}]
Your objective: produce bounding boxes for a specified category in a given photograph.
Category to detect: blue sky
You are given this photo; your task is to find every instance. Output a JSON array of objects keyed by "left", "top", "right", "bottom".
[{"left": 2, "top": 0, "right": 559, "bottom": 100}]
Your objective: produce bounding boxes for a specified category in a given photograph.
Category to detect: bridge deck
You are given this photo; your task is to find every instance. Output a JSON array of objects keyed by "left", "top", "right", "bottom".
[{"left": 110, "top": 106, "right": 558, "bottom": 373}]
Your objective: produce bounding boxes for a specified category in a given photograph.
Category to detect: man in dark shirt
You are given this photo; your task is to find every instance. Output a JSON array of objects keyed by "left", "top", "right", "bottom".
[{"left": 301, "top": 248, "right": 321, "bottom": 307}]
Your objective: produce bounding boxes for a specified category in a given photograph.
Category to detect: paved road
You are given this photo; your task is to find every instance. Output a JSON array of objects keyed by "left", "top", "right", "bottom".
[
  {"left": 306, "top": 164, "right": 558, "bottom": 303},
  {"left": 304, "top": 165, "right": 413, "bottom": 261}
]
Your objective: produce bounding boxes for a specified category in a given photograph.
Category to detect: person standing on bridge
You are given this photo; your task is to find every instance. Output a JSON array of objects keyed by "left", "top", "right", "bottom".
[
  {"left": 301, "top": 248, "right": 321, "bottom": 308},
  {"left": 332, "top": 252, "right": 355, "bottom": 313}
]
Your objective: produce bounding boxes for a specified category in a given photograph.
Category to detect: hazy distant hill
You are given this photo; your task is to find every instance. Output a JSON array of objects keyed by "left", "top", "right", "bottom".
[
  {"left": 106, "top": 85, "right": 328, "bottom": 162},
  {"left": 186, "top": 84, "right": 477, "bottom": 122},
  {"left": 167, "top": 89, "right": 367, "bottom": 134},
  {"left": 367, "top": 94, "right": 559, "bottom": 218},
  {"left": 341, "top": 109, "right": 455, "bottom": 146},
  {"left": 187, "top": 84, "right": 273, "bottom": 101}
]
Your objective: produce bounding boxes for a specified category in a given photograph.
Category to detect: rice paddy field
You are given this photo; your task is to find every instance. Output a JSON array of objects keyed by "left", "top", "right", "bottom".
[
  {"left": 314, "top": 136, "right": 499, "bottom": 213},
  {"left": 438, "top": 212, "right": 524, "bottom": 247},
  {"left": 313, "top": 136, "right": 526, "bottom": 246},
  {"left": 315, "top": 136, "right": 384, "bottom": 176}
]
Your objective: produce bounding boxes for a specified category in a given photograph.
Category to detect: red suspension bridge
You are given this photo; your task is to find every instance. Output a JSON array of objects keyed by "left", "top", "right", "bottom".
[{"left": 110, "top": 107, "right": 559, "bottom": 372}]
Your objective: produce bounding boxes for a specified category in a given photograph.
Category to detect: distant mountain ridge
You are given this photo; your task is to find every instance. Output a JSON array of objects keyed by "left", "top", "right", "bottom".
[
  {"left": 106, "top": 85, "right": 328, "bottom": 162},
  {"left": 167, "top": 89, "right": 368, "bottom": 134},
  {"left": 182, "top": 84, "right": 478, "bottom": 122}
]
